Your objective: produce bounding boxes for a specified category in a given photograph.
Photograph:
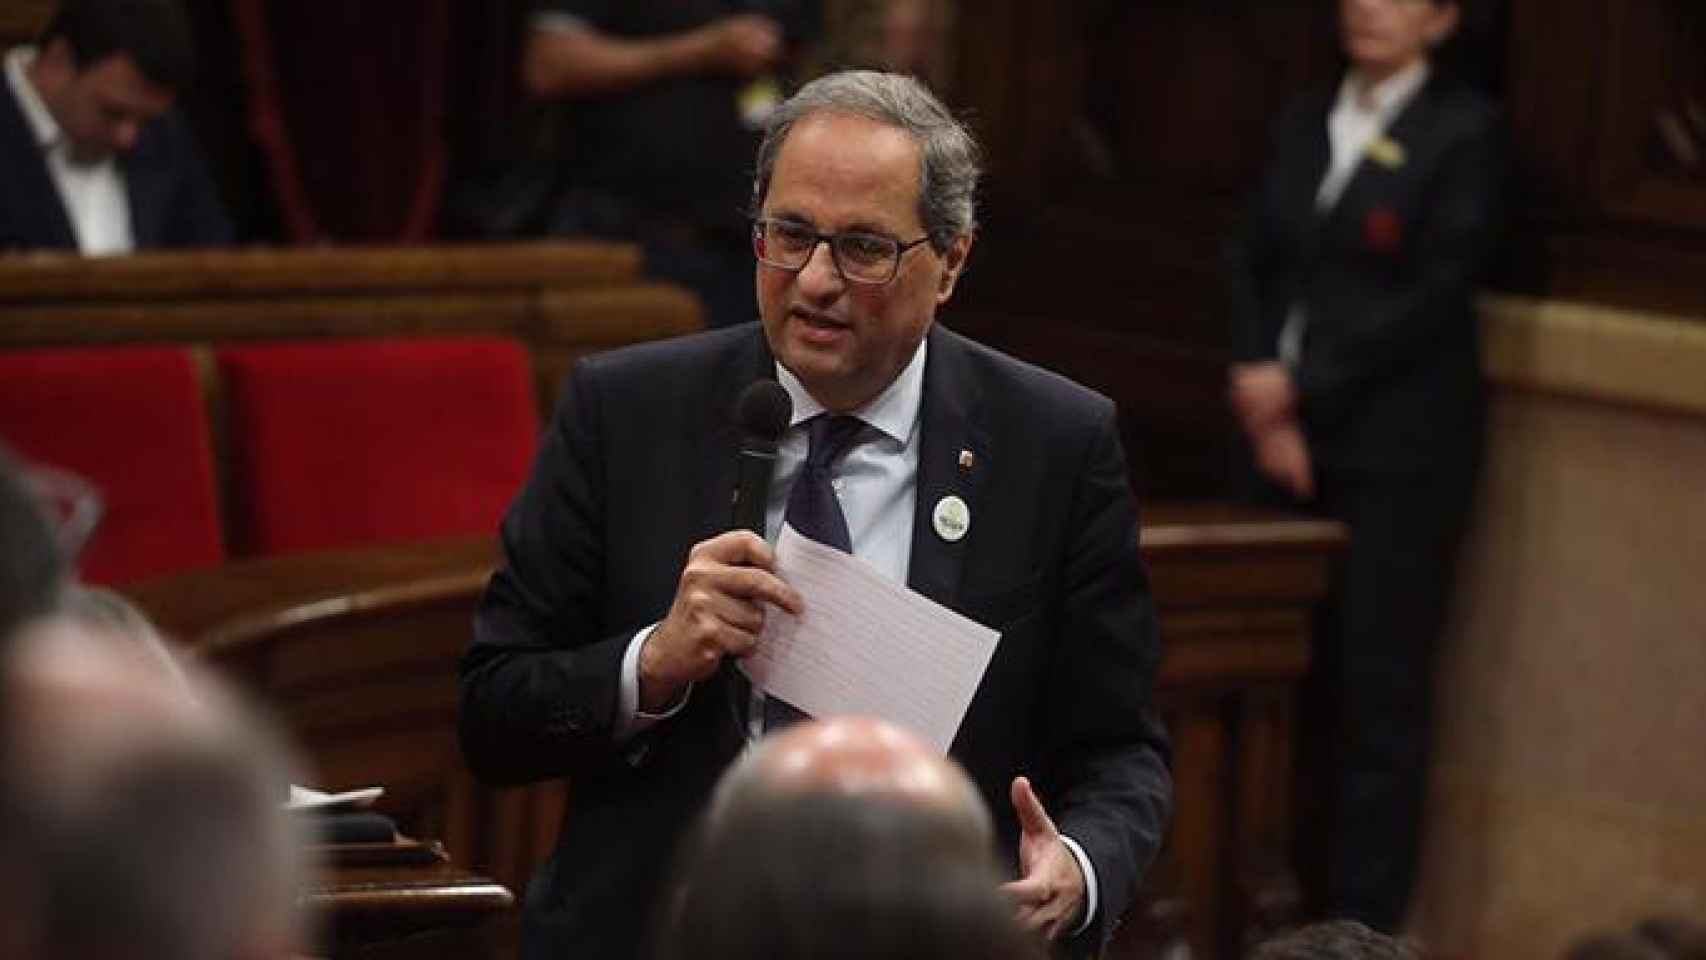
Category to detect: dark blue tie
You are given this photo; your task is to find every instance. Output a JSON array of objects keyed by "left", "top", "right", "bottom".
[
  {"left": 763, "top": 414, "right": 865, "bottom": 732},
  {"left": 784, "top": 414, "right": 865, "bottom": 551}
]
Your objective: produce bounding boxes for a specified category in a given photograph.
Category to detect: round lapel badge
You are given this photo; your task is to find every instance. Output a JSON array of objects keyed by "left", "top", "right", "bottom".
[{"left": 933, "top": 495, "right": 970, "bottom": 543}]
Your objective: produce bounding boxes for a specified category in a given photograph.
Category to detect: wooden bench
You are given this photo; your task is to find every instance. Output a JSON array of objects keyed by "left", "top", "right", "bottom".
[
  {"left": 0, "top": 242, "right": 703, "bottom": 581},
  {"left": 0, "top": 242, "right": 703, "bottom": 414}
]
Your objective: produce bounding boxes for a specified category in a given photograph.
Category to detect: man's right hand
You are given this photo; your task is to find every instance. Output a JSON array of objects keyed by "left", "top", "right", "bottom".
[
  {"left": 694, "top": 15, "right": 784, "bottom": 78},
  {"left": 638, "top": 531, "right": 802, "bottom": 713}
]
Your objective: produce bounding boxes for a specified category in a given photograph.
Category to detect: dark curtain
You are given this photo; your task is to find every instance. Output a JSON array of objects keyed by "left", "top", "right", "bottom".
[{"left": 232, "top": 0, "right": 454, "bottom": 243}]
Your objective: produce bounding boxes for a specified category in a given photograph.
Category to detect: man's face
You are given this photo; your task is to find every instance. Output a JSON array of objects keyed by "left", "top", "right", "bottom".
[
  {"left": 1340, "top": 0, "right": 1459, "bottom": 80},
  {"left": 38, "top": 46, "right": 175, "bottom": 164},
  {"left": 757, "top": 110, "right": 971, "bottom": 413}
]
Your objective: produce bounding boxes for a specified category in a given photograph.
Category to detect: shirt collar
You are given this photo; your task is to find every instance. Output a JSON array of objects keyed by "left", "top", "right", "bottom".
[
  {"left": 5, "top": 47, "right": 65, "bottom": 152},
  {"left": 1338, "top": 59, "right": 1430, "bottom": 121},
  {"left": 774, "top": 335, "right": 927, "bottom": 446}
]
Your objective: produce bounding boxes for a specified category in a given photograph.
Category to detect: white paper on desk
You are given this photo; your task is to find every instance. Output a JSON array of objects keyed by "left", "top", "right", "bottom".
[{"left": 742, "top": 524, "right": 1001, "bottom": 754}]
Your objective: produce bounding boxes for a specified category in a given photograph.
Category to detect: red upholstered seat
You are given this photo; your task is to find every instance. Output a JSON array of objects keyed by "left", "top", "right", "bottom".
[
  {"left": 0, "top": 347, "right": 225, "bottom": 584},
  {"left": 217, "top": 337, "right": 538, "bottom": 556}
]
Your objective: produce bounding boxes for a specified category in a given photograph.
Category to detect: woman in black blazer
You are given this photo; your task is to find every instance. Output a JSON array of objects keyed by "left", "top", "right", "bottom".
[{"left": 1225, "top": 0, "right": 1505, "bottom": 934}]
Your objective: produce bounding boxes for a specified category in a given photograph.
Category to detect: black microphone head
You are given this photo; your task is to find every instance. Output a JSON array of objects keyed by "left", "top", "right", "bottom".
[{"left": 736, "top": 380, "right": 792, "bottom": 447}]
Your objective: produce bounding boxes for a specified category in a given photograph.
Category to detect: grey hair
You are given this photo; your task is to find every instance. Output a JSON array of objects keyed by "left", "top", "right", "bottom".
[
  {"left": 753, "top": 70, "right": 981, "bottom": 252},
  {"left": 55, "top": 584, "right": 193, "bottom": 695}
]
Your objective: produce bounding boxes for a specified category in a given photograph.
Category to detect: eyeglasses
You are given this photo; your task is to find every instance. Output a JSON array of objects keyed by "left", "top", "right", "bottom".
[
  {"left": 23, "top": 463, "right": 104, "bottom": 564},
  {"left": 752, "top": 217, "right": 933, "bottom": 286}
]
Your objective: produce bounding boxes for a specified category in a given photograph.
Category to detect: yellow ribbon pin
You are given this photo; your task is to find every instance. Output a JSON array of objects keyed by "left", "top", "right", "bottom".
[{"left": 1366, "top": 136, "right": 1407, "bottom": 170}]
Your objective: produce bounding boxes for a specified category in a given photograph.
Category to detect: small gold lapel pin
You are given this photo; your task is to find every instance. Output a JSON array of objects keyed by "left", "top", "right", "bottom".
[
  {"left": 958, "top": 449, "right": 975, "bottom": 474},
  {"left": 1366, "top": 136, "right": 1407, "bottom": 170}
]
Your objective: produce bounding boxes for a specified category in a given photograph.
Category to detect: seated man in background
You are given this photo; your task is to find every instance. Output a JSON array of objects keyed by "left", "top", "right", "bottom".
[
  {"left": 1, "top": 612, "right": 306, "bottom": 960},
  {"left": 1, "top": 0, "right": 232, "bottom": 254},
  {"left": 654, "top": 716, "right": 1043, "bottom": 960}
]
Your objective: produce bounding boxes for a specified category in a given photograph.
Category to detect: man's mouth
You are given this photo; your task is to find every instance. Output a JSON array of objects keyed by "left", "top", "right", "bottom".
[{"left": 791, "top": 307, "right": 850, "bottom": 335}]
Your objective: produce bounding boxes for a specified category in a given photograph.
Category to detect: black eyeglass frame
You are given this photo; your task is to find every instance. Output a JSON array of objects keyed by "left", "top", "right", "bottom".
[{"left": 751, "top": 217, "right": 934, "bottom": 286}]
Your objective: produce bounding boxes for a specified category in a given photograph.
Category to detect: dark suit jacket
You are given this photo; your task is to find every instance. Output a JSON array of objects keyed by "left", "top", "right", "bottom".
[
  {"left": 460, "top": 323, "right": 1173, "bottom": 960},
  {"left": 1226, "top": 74, "right": 1505, "bottom": 475},
  {"left": 0, "top": 76, "right": 232, "bottom": 252}
]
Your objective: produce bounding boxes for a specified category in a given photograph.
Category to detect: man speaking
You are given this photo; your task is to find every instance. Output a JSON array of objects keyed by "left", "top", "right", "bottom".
[{"left": 459, "top": 70, "right": 1172, "bottom": 960}]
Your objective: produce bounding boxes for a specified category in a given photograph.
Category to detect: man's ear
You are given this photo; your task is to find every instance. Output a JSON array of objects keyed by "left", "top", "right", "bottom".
[{"left": 935, "top": 232, "right": 975, "bottom": 305}]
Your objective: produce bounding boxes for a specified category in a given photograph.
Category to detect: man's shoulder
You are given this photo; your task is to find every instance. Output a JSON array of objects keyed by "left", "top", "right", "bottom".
[
  {"left": 566, "top": 323, "right": 762, "bottom": 415},
  {"left": 935, "top": 326, "right": 1116, "bottom": 426},
  {"left": 580, "top": 323, "right": 759, "bottom": 378},
  {"left": 1409, "top": 77, "right": 1502, "bottom": 149}
]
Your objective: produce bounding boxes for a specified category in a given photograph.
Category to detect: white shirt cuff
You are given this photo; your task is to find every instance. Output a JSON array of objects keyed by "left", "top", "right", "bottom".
[
  {"left": 617, "top": 623, "right": 692, "bottom": 740},
  {"left": 1058, "top": 834, "right": 1100, "bottom": 937}
]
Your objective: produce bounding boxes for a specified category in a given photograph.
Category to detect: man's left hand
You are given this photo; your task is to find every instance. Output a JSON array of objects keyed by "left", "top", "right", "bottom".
[{"left": 999, "top": 776, "right": 1086, "bottom": 941}]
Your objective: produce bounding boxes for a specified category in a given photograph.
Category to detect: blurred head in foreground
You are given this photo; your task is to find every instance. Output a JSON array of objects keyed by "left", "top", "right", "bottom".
[
  {"left": 1565, "top": 916, "right": 1706, "bottom": 960},
  {"left": 1251, "top": 920, "right": 1423, "bottom": 960},
  {"left": 1, "top": 613, "right": 306, "bottom": 960},
  {"left": 0, "top": 444, "right": 65, "bottom": 650},
  {"left": 654, "top": 716, "right": 1039, "bottom": 960}
]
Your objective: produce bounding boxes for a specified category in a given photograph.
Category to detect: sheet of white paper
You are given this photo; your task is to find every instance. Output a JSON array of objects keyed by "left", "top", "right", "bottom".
[{"left": 742, "top": 524, "right": 1001, "bottom": 754}]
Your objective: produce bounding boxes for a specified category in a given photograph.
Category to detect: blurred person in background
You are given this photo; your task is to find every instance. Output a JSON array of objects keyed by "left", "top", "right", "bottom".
[
  {"left": 0, "top": 0, "right": 231, "bottom": 254},
  {"left": 498, "top": 0, "right": 819, "bottom": 330},
  {"left": 1224, "top": 0, "right": 1505, "bottom": 932}
]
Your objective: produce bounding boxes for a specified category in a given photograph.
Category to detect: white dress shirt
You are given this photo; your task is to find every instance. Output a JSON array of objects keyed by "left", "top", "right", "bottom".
[
  {"left": 4, "top": 47, "right": 135, "bottom": 256},
  {"left": 1279, "top": 60, "right": 1430, "bottom": 366},
  {"left": 617, "top": 338, "right": 929, "bottom": 740},
  {"left": 613, "top": 335, "right": 1101, "bottom": 933}
]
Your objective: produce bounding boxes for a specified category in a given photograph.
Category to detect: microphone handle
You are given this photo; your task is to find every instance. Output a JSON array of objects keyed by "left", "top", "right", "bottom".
[{"left": 731, "top": 445, "right": 777, "bottom": 536}]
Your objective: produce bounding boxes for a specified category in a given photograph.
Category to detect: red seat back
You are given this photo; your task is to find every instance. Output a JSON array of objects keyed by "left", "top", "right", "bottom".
[
  {"left": 0, "top": 347, "right": 225, "bottom": 584},
  {"left": 217, "top": 337, "right": 538, "bottom": 556}
]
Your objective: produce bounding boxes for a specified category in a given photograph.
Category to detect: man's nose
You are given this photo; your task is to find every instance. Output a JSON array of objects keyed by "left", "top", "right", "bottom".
[{"left": 797, "top": 240, "right": 844, "bottom": 296}]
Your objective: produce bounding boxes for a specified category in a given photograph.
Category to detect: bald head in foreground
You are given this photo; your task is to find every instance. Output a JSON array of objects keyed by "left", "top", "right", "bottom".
[
  {"left": 656, "top": 717, "right": 1042, "bottom": 960},
  {"left": 1, "top": 615, "right": 306, "bottom": 960}
]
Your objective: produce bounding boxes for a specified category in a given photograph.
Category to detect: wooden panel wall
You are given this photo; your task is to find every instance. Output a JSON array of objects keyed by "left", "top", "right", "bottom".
[
  {"left": 1504, "top": 0, "right": 1706, "bottom": 316},
  {"left": 943, "top": 0, "right": 1344, "bottom": 496}
]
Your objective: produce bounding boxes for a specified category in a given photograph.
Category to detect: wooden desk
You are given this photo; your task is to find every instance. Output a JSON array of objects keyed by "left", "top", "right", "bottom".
[
  {"left": 127, "top": 501, "right": 1344, "bottom": 960},
  {"left": 1120, "top": 503, "right": 1345, "bottom": 960},
  {"left": 308, "top": 844, "right": 513, "bottom": 959}
]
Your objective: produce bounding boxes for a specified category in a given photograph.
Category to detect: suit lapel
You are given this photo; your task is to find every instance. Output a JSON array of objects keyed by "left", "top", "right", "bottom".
[
  {"left": 0, "top": 82, "right": 76, "bottom": 249},
  {"left": 1321, "top": 79, "right": 1437, "bottom": 232},
  {"left": 694, "top": 327, "right": 777, "bottom": 542},
  {"left": 906, "top": 325, "right": 989, "bottom": 613},
  {"left": 122, "top": 132, "right": 169, "bottom": 248}
]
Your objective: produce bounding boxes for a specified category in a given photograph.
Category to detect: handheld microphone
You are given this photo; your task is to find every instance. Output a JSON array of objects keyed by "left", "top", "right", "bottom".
[{"left": 732, "top": 380, "right": 792, "bottom": 536}]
